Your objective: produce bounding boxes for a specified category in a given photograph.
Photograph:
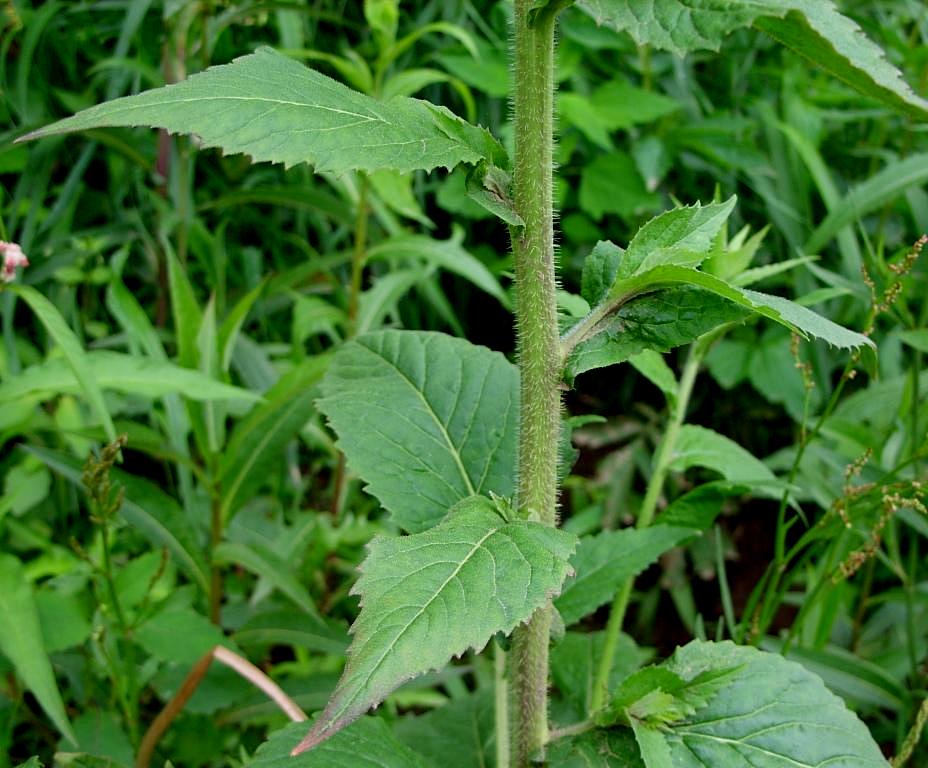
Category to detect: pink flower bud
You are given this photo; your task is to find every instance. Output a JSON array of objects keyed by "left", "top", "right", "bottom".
[{"left": 1, "top": 241, "right": 29, "bottom": 283}]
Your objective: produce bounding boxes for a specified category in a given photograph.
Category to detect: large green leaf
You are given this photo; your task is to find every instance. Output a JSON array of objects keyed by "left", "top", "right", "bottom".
[
  {"left": 602, "top": 265, "right": 872, "bottom": 352},
  {"left": 0, "top": 351, "right": 260, "bottom": 403},
  {"left": 292, "top": 496, "right": 576, "bottom": 752},
  {"left": 564, "top": 286, "right": 749, "bottom": 382},
  {"left": 218, "top": 357, "right": 327, "bottom": 520},
  {"left": 22, "top": 47, "right": 499, "bottom": 173},
  {"left": 0, "top": 555, "right": 77, "bottom": 746},
  {"left": 9, "top": 285, "right": 116, "bottom": 442},
  {"left": 27, "top": 447, "right": 209, "bottom": 592},
  {"left": 555, "top": 525, "right": 698, "bottom": 626},
  {"left": 574, "top": 1, "right": 928, "bottom": 119},
  {"left": 620, "top": 198, "right": 736, "bottom": 277},
  {"left": 624, "top": 640, "right": 889, "bottom": 767},
  {"left": 317, "top": 331, "right": 519, "bottom": 533},
  {"left": 249, "top": 718, "right": 430, "bottom": 768}
]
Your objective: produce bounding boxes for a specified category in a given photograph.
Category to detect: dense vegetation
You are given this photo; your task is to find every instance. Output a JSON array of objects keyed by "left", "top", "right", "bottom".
[{"left": 1, "top": 0, "right": 926, "bottom": 766}]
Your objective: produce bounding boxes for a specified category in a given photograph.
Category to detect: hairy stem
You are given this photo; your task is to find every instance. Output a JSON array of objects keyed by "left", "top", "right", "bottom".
[
  {"left": 591, "top": 343, "right": 702, "bottom": 713},
  {"left": 508, "top": 3, "right": 561, "bottom": 766}
]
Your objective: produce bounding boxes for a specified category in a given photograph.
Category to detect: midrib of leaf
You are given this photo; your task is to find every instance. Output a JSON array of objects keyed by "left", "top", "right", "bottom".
[
  {"left": 333, "top": 527, "right": 498, "bottom": 726},
  {"left": 382, "top": 353, "right": 478, "bottom": 497}
]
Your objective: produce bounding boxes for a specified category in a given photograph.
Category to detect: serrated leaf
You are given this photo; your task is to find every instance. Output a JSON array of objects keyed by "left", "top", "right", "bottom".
[
  {"left": 22, "top": 47, "right": 500, "bottom": 173},
  {"left": 0, "top": 351, "right": 260, "bottom": 403},
  {"left": 248, "top": 718, "right": 430, "bottom": 768},
  {"left": 555, "top": 525, "right": 697, "bottom": 625},
  {"left": 292, "top": 496, "right": 577, "bottom": 752},
  {"left": 608, "top": 265, "right": 874, "bottom": 352},
  {"left": 653, "top": 640, "right": 889, "bottom": 767},
  {"left": 0, "top": 555, "right": 77, "bottom": 745},
  {"left": 621, "top": 197, "right": 737, "bottom": 278},
  {"left": 317, "top": 331, "right": 518, "bottom": 533},
  {"left": 564, "top": 286, "right": 750, "bottom": 383},
  {"left": 575, "top": 0, "right": 928, "bottom": 119}
]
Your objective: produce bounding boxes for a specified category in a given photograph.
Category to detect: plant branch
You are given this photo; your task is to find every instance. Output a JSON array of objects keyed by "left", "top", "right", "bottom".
[{"left": 508, "top": 2, "right": 561, "bottom": 765}]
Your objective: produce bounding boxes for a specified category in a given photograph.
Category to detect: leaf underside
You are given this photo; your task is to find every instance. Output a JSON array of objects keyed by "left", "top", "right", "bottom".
[
  {"left": 575, "top": 0, "right": 928, "bottom": 119},
  {"left": 317, "top": 330, "right": 519, "bottom": 533},
  {"left": 293, "top": 497, "right": 577, "bottom": 752},
  {"left": 22, "top": 47, "right": 498, "bottom": 173}
]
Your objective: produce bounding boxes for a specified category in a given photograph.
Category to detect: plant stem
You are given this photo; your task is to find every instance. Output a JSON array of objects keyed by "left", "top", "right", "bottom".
[
  {"left": 208, "top": 491, "right": 223, "bottom": 624},
  {"left": 508, "top": 4, "right": 561, "bottom": 766},
  {"left": 591, "top": 343, "right": 702, "bottom": 713},
  {"left": 330, "top": 174, "right": 370, "bottom": 518},
  {"left": 495, "top": 641, "right": 510, "bottom": 768}
]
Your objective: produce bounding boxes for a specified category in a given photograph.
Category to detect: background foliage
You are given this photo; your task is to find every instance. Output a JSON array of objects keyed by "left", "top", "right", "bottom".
[{"left": 1, "top": 0, "right": 926, "bottom": 765}]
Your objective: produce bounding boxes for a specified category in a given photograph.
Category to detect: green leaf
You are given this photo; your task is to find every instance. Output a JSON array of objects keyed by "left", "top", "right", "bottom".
[
  {"left": 134, "top": 608, "right": 231, "bottom": 665},
  {"left": 669, "top": 425, "right": 776, "bottom": 484},
  {"left": 621, "top": 197, "right": 737, "bottom": 278},
  {"left": 234, "top": 610, "right": 348, "bottom": 655},
  {"left": 366, "top": 229, "right": 508, "bottom": 306},
  {"left": 292, "top": 496, "right": 577, "bottom": 751},
  {"left": 464, "top": 162, "right": 524, "bottom": 227},
  {"left": 899, "top": 329, "right": 928, "bottom": 354},
  {"left": 218, "top": 357, "right": 328, "bottom": 520},
  {"left": 213, "top": 541, "right": 322, "bottom": 620},
  {"left": 555, "top": 525, "right": 697, "bottom": 625},
  {"left": 579, "top": 151, "right": 660, "bottom": 220},
  {"left": 0, "top": 554, "right": 77, "bottom": 745},
  {"left": 394, "top": 689, "right": 495, "bottom": 768},
  {"left": 628, "top": 350, "right": 678, "bottom": 400},
  {"left": 35, "top": 590, "right": 91, "bottom": 653},
  {"left": 0, "top": 351, "right": 260, "bottom": 403},
  {"left": 545, "top": 729, "right": 644, "bottom": 767},
  {"left": 552, "top": 631, "right": 653, "bottom": 720},
  {"left": 581, "top": 240, "right": 624, "bottom": 307},
  {"left": 166, "top": 250, "right": 202, "bottom": 370},
  {"left": 575, "top": 1, "right": 928, "bottom": 119},
  {"left": 23, "top": 47, "right": 499, "bottom": 174},
  {"left": 754, "top": 5, "right": 928, "bottom": 121},
  {"left": 248, "top": 718, "right": 430, "bottom": 768},
  {"left": 608, "top": 265, "right": 874, "bottom": 352},
  {"left": 9, "top": 285, "right": 116, "bottom": 442},
  {"left": 805, "top": 154, "right": 928, "bottom": 254},
  {"left": 564, "top": 286, "right": 750, "bottom": 383},
  {"left": 26, "top": 446, "right": 209, "bottom": 593},
  {"left": 317, "top": 331, "right": 519, "bottom": 533},
  {"left": 645, "top": 640, "right": 889, "bottom": 767}
]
